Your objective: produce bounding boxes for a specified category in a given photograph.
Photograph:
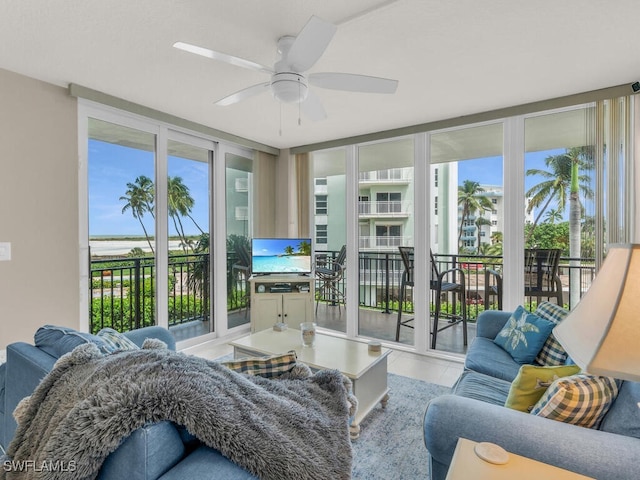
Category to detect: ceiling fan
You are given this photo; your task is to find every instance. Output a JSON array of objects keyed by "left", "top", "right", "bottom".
[{"left": 173, "top": 15, "right": 399, "bottom": 121}]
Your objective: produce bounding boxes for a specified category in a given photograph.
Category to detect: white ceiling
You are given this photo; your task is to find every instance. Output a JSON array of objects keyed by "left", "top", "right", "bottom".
[{"left": 2, "top": 0, "right": 639, "bottom": 150}]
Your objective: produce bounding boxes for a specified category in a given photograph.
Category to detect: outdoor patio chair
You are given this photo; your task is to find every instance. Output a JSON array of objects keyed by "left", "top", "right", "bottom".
[
  {"left": 315, "top": 245, "right": 347, "bottom": 315},
  {"left": 483, "top": 248, "right": 563, "bottom": 309},
  {"left": 395, "top": 247, "right": 468, "bottom": 349}
]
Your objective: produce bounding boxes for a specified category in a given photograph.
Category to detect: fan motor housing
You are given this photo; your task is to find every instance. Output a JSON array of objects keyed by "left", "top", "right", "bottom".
[{"left": 271, "top": 72, "right": 309, "bottom": 103}]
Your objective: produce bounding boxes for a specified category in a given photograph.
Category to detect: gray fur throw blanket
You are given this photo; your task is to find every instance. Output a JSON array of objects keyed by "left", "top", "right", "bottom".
[{"left": 2, "top": 340, "right": 356, "bottom": 480}]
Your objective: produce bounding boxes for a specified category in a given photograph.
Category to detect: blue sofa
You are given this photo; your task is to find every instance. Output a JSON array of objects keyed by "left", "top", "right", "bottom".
[
  {"left": 424, "top": 309, "right": 640, "bottom": 480},
  {"left": 0, "top": 325, "right": 257, "bottom": 480}
]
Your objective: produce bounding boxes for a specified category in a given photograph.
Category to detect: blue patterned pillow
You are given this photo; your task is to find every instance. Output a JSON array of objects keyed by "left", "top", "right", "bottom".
[
  {"left": 97, "top": 328, "right": 140, "bottom": 353},
  {"left": 494, "top": 305, "right": 554, "bottom": 364}
]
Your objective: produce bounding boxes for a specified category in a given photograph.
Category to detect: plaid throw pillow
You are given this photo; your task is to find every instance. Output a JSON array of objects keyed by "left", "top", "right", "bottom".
[
  {"left": 222, "top": 351, "right": 298, "bottom": 378},
  {"left": 534, "top": 302, "right": 569, "bottom": 366},
  {"left": 531, "top": 374, "right": 620, "bottom": 428}
]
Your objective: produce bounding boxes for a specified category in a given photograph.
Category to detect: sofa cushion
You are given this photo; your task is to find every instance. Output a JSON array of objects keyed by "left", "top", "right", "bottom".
[
  {"left": 531, "top": 374, "right": 620, "bottom": 428},
  {"left": 99, "top": 421, "right": 186, "bottom": 480},
  {"left": 452, "top": 370, "right": 511, "bottom": 406},
  {"left": 222, "top": 351, "right": 298, "bottom": 378},
  {"left": 494, "top": 306, "right": 554, "bottom": 364},
  {"left": 599, "top": 381, "right": 640, "bottom": 439},
  {"left": 534, "top": 302, "right": 569, "bottom": 366},
  {"left": 158, "top": 445, "right": 258, "bottom": 480},
  {"left": 504, "top": 364, "right": 581, "bottom": 412},
  {"left": 34, "top": 325, "right": 108, "bottom": 358},
  {"left": 97, "top": 327, "right": 140, "bottom": 353},
  {"left": 465, "top": 337, "right": 522, "bottom": 382}
]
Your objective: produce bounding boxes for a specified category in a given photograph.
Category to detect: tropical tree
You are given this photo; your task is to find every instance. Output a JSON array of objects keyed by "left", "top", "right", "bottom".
[
  {"left": 120, "top": 175, "right": 155, "bottom": 254},
  {"left": 544, "top": 208, "right": 563, "bottom": 224},
  {"left": 457, "top": 180, "right": 493, "bottom": 250},
  {"left": 168, "top": 176, "right": 198, "bottom": 253},
  {"left": 284, "top": 245, "right": 294, "bottom": 255},
  {"left": 525, "top": 147, "right": 593, "bottom": 241},
  {"left": 297, "top": 240, "right": 312, "bottom": 256},
  {"left": 526, "top": 146, "right": 594, "bottom": 304},
  {"left": 475, "top": 215, "right": 492, "bottom": 253}
]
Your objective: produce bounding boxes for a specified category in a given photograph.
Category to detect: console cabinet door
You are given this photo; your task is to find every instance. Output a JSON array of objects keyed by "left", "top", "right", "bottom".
[
  {"left": 282, "top": 295, "right": 311, "bottom": 325},
  {"left": 251, "top": 296, "right": 282, "bottom": 332}
]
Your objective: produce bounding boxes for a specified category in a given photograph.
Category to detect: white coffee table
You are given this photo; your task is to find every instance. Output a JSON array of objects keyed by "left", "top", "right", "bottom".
[{"left": 229, "top": 328, "right": 391, "bottom": 439}]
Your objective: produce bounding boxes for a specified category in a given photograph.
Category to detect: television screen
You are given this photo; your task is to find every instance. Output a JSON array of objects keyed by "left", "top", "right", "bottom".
[{"left": 251, "top": 238, "right": 313, "bottom": 275}]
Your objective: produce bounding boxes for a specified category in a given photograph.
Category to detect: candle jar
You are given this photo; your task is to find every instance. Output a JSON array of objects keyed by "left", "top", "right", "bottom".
[{"left": 300, "top": 322, "right": 317, "bottom": 347}]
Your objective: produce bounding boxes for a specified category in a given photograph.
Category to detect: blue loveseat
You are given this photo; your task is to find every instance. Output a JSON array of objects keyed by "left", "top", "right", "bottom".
[
  {"left": 0, "top": 325, "right": 257, "bottom": 480},
  {"left": 423, "top": 309, "right": 640, "bottom": 480}
]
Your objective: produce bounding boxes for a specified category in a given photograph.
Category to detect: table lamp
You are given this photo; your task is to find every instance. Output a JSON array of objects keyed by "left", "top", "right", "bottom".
[{"left": 553, "top": 243, "right": 640, "bottom": 382}]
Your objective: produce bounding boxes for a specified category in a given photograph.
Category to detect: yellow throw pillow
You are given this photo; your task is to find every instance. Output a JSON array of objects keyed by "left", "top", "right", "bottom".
[{"left": 505, "top": 364, "right": 581, "bottom": 412}]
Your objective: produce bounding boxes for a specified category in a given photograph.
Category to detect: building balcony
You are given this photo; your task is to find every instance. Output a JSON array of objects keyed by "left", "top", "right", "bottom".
[
  {"left": 358, "top": 201, "right": 409, "bottom": 218},
  {"left": 358, "top": 168, "right": 411, "bottom": 184}
]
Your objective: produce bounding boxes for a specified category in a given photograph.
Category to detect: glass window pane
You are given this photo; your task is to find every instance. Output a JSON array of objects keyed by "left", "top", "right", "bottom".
[
  {"left": 226, "top": 152, "right": 253, "bottom": 329},
  {"left": 524, "top": 106, "right": 595, "bottom": 310},
  {"left": 431, "top": 123, "right": 504, "bottom": 353},
  {"left": 358, "top": 137, "right": 414, "bottom": 345},
  {"left": 88, "top": 118, "right": 156, "bottom": 333},
  {"left": 312, "top": 147, "right": 347, "bottom": 333},
  {"left": 167, "top": 139, "right": 211, "bottom": 341}
]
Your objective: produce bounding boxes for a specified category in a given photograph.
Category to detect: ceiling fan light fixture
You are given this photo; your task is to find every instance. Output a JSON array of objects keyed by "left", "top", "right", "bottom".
[{"left": 271, "top": 72, "right": 308, "bottom": 103}]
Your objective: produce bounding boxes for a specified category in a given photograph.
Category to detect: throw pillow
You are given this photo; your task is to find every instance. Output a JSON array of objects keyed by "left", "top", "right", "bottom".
[
  {"left": 534, "top": 301, "right": 569, "bottom": 366},
  {"left": 494, "top": 305, "right": 554, "bottom": 364},
  {"left": 35, "top": 325, "right": 109, "bottom": 358},
  {"left": 504, "top": 364, "right": 581, "bottom": 412},
  {"left": 97, "top": 327, "right": 140, "bottom": 353},
  {"left": 531, "top": 374, "right": 620, "bottom": 428},
  {"left": 222, "top": 351, "right": 298, "bottom": 378}
]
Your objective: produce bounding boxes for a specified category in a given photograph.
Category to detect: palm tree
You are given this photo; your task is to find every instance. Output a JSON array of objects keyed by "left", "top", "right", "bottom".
[
  {"left": 168, "top": 176, "right": 199, "bottom": 253},
  {"left": 475, "top": 216, "right": 492, "bottom": 253},
  {"left": 526, "top": 146, "right": 594, "bottom": 304},
  {"left": 544, "top": 208, "right": 563, "bottom": 224},
  {"left": 297, "top": 240, "right": 312, "bottom": 256},
  {"left": 120, "top": 175, "right": 155, "bottom": 254},
  {"left": 525, "top": 148, "right": 593, "bottom": 242},
  {"left": 457, "top": 180, "right": 493, "bottom": 251}
]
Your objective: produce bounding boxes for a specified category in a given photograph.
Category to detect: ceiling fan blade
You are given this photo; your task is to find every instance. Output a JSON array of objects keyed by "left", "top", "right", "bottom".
[
  {"left": 286, "top": 16, "right": 337, "bottom": 72},
  {"left": 215, "top": 82, "right": 271, "bottom": 106},
  {"left": 173, "top": 42, "right": 273, "bottom": 74},
  {"left": 300, "top": 90, "right": 327, "bottom": 122},
  {"left": 309, "top": 72, "right": 398, "bottom": 94}
]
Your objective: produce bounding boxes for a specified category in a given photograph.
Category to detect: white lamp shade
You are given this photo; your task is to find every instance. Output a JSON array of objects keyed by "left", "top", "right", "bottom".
[{"left": 553, "top": 244, "right": 640, "bottom": 382}]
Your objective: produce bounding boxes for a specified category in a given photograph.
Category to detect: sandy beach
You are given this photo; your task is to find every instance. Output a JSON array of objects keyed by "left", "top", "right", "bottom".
[{"left": 90, "top": 240, "right": 183, "bottom": 256}]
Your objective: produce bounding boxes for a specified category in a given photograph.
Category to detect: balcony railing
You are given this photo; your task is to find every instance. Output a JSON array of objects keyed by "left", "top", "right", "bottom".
[{"left": 90, "top": 251, "right": 596, "bottom": 333}]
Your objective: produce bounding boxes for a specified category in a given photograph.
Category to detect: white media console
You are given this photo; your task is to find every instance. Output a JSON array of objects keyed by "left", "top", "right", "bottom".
[{"left": 249, "top": 275, "right": 315, "bottom": 333}]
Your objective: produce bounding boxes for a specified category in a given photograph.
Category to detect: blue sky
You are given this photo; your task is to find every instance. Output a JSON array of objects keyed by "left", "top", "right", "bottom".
[
  {"left": 88, "top": 138, "right": 568, "bottom": 237},
  {"left": 89, "top": 139, "right": 209, "bottom": 237}
]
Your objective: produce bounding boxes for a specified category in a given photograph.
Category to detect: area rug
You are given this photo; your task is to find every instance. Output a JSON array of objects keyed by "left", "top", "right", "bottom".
[{"left": 351, "top": 373, "right": 450, "bottom": 479}]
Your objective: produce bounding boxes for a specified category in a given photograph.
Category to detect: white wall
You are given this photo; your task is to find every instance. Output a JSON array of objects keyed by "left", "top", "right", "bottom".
[{"left": 0, "top": 68, "right": 80, "bottom": 348}]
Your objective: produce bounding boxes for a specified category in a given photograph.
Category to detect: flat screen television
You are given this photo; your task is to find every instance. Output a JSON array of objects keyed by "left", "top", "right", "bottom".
[{"left": 251, "top": 237, "right": 313, "bottom": 275}]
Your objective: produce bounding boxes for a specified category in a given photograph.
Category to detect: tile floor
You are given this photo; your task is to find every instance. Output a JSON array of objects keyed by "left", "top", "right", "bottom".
[{"left": 181, "top": 337, "right": 464, "bottom": 389}]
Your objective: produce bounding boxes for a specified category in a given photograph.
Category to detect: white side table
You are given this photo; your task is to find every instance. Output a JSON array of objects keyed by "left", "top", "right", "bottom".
[{"left": 445, "top": 438, "right": 594, "bottom": 480}]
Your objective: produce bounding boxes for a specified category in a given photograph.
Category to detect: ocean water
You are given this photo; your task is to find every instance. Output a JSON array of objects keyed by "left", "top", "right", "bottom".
[{"left": 252, "top": 255, "right": 311, "bottom": 273}]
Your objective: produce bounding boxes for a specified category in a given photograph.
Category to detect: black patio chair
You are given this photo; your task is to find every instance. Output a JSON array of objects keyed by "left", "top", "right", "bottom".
[
  {"left": 315, "top": 245, "right": 347, "bottom": 315},
  {"left": 395, "top": 247, "right": 467, "bottom": 349}
]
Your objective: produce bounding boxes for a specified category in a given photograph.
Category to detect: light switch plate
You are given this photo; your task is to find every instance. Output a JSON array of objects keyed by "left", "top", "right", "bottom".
[{"left": 0, "top": 242, "right": 11, "bottom": 261}]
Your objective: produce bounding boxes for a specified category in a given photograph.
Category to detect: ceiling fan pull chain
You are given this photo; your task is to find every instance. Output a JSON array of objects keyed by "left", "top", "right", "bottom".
[{"left": 279, "top": 102, "right": 283, "bottom": 136}]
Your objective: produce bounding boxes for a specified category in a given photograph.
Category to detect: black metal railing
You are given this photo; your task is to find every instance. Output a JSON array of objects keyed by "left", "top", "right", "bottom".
[
  {"left": 90, "top": 251, "right": 251, "bottom": 334},
  {"left": 91, "top": 250, "right": 597, "bottom": 333}
]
